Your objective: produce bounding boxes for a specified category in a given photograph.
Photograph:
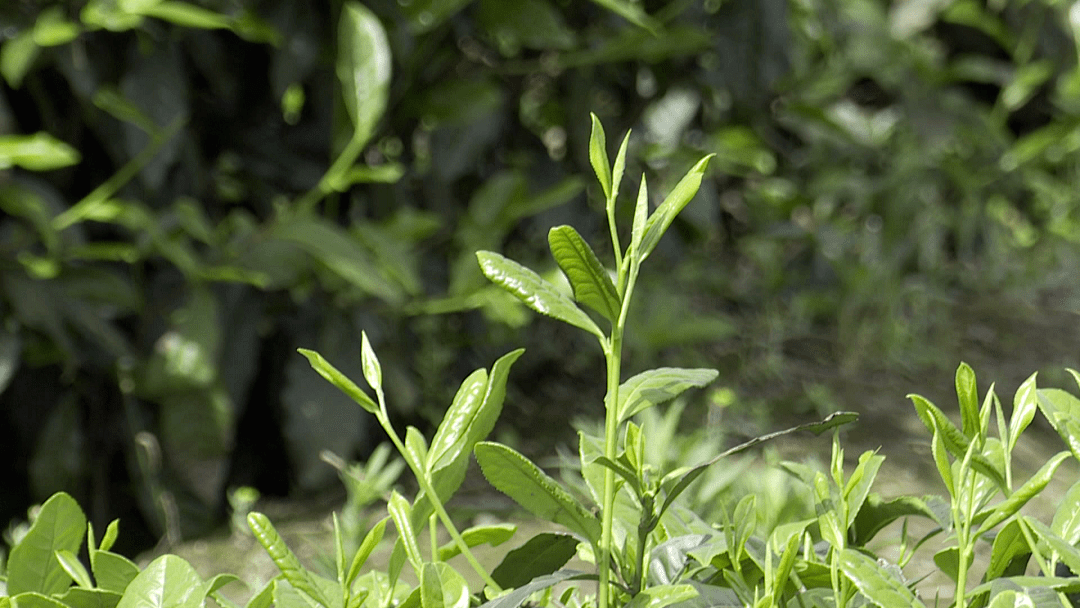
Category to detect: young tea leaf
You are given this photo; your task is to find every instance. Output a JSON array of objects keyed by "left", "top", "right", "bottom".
[
  {"left": 1052, "top": 479, "right": 1080, "bottom": 545},
  {"left": 838, "top": 548, "right": 927, "bottom": 608},
  {"left": 474, "top": 442, "right": 601, "bottom": 543},
  {"left": 622, "top": 584, "right": 698, "bottom": 608},
  {"left": 1037, "top": 388, "right": 1080, "bottom": 462},
  {"left": 436, "top": 523, "right": 516, "bottom": 561},
  {"left": 89, "top": 550, "right": 139, "bottom": 593},
  {"left": 297, "top": 349, "right": 378, "bottom": 415},
  {"left": 548, "top": 225, "right": 620, "bottom": 322},
  {"left": 115, "top": 555, "right": 204, "bottom": 608},
  {"left": 975, "top": 451, "right": 1071, "bottom": 535},
  {"left": 421, "top": 563, "right": 470, "bottom": 608},
  {"left": 1008, "top": 372, "right": 1038, "bottom": 453},
  {"left": 248, "top": 512, "right": 333, "bottom": 608},
  {"left": 345, "top": 516, "right": 389, "bottom": 589},
  {"left": 55, "top": 550, "right": 92, "bottom": 589},
  {"left": 956, "top": 362, "right": 979, "bottom": 439},
  {"left": 629, "top": 175, "right": 648, "bottom": 260},
  {"left": 637, "top": 154, "right": 714, "bottom": 262},
  {"left": 589, "top": 113, "right": 612, "bottom": 202},
  {"left": 337, "top": 2, "right": 391, "bottom": 147},
  {"left": 387, "top": 492, "right": 423, "bottom": 573},
  {"left": 360, "top": 332, "right": 382, "bottom": 393},
  {"left": 477, "top": 571, "right": 590, "bottom": 608},
  {"left": 7, "top": 492, "right": 87, "bottom": 596},
  {"left": 984, "top": 519, "right": 1031, "bottom": 582},
  {"left": 477, "top": 251, "right": 604, "bottom": 339},
  {"left": 617, "top": 367, "right": 718, "bottom": 422}
]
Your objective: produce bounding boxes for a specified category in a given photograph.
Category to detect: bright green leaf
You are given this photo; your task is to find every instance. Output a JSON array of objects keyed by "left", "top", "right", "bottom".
[
  {"left": 617, "top": 367, "right": 718, "bottom": 422},
  {"left": 248, "top": 512, "right": 333, "bottom": 608},
  {"left": 474, "top": 442, "right": 601, "bottom": 542},
  {"left": 0, "top": 133, "right": 81, "bottom": 171},
  {"left": 420, "top": 562, "right": 469, "bottom": 608},
  {"left": 115, "top": 555, "right": 204, "bottom": 608},
  {"left": 638, "top": 155, "right": 714, "bottom": 262},
  {"left": 623, "top": 585, "right": 697, "bottom": 608},
  {"left": 7, "top": 492, "right": 86, "bottom": 595},
  {"left": 548, "top": 225, "right": 620, "bottom": 322},
  {"left": 839, "top": 548, "right": 927, "bottom": 607},
  {"left": 1008, "top": 372, "right": 1038, "bottom": 453},
  {"left": 956, "top": 362, "right": 979, "bottom": 439},
  {"left": 975, "top": 451, "right": 1071, "bottom": 535},
  {"left": 297, "top": 349, "right": 379, "bottom": 415},
  {"left": 477, "top": 251, "right": 604, "bottom": 339},
  {"left": 437, "top": 523, "right": 516, "bottom": 561},
  {"left": 589, "top": 114, "right": 612, "bottom": 202},
  {"left": 360, "top": 331, "right": 382, "bottom": 393},
  {"left": 55, "top": 550, "right": 93, "bottom": 589}
]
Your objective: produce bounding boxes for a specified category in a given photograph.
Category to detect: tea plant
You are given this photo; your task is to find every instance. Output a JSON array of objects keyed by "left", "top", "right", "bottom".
[{"left": 6, "top": 115, "right": 1080, "bottom": 608}]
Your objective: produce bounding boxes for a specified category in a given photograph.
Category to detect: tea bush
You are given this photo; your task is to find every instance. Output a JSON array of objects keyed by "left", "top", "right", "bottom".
[
  {"left": 3, "top": 0, "right": 1080, "bottom": 557},
  {"left": 4, "top": 116, "right": 1080, "bottom": 608}
]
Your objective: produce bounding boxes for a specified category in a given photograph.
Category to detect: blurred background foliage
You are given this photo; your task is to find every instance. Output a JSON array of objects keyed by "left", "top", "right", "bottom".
[{"left": 2, "top": 0, "right": 1080, "bottom": 553}]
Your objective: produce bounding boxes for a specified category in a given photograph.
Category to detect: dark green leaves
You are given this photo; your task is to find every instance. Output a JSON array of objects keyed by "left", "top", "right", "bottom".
[
  {"left": 548, "top": 226, "right": 620, "bottom": 322},
  {"left": 477, "top": 251, "right": 603, "bottom": 339},
  {"left": 474, "top": 442, "right": 601, "bottom": 543},
  {"left": 491, "top": 533, "right": 579, "bottom": 589}
]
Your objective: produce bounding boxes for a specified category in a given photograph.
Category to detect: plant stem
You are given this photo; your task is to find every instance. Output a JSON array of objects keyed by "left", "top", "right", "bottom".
[
  {"left": 599, "top": 329, "right": 623, "bottom": 608},
  {"left": 378, "top": 413, "right": 502, "bottom": 592},
  {"left": 296, "top": 131, "right": 366, "bottom": 213}
]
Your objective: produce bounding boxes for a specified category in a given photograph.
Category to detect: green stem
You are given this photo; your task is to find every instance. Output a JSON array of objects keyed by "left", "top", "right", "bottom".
[
  {"left": 599, "top": 330, "right": 622, "bottom": 608},
  {"left": 378, "top": 412, "right": 501, "bottom": 592},
  {"left": 296, "top": 131, "right": 366, "bottom": 213}
]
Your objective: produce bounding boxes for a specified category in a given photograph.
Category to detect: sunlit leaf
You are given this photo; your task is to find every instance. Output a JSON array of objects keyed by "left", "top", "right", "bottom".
[
  {"left": 7, "top": 492, "right": 86, "bottom": 595},
  {"left": 474, "top": 442, "right": 601, "bottom": 542},
  {"left": 337, "top": 2, "right": 391, "bottom": 147},
  {"left": 617, "top": 367, "right": 718, "bottom": 422},
  {"left": 115, "top": 555, "right": 204, "bottom": 608},
  {"left": 839, "top": 548, "right": 927, "bottom": 607},
  {"left": 548, "top": 226, "right": 620, "bottom": 322},
  {"left": 638, "top": 155, "right": 714, "bottom": 262},
  {"left": 477, "top": 251, "right": 604, "bottom": 339},
  {"left": 420, "top": 562, "right": 469, "bottom": 608},
  {"left": 0, "top": 133, "right": 80, "bottom": 171}
]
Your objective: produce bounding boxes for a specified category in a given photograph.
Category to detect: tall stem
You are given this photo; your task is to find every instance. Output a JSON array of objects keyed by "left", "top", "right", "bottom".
[{"left": 598, "top": 328, "right": 623, "bottom": 608}]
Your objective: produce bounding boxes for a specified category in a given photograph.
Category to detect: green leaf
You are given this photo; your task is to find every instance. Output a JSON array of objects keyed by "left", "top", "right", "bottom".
[
  {"left": 10, "top": 593, "right": 67, "bottom": 608},
  {"left": 141, "top": 2, "right": 232, "bottom": 29},
  {"left": 911, "top": 393, "right": 1008, "bottom": 495},
  {"left": 7, "top": 492, "right": 87, "bottom": 595},
  {"left": 89, "top": 551, "right": 139, "bottom": 593},
  {"left": 388, "top": 492, "right": 423, "bottom": 573},
  {"left": 420, "top": 563, "right": 469, "bottom": 608},
  {"left": 476, "top": 251, "right": 604, "bottom": 339},
  {"left": 56, "top": 550, "right": 93, "bottom": 589},
  {"left": 623, "top": 585, "right": 698, "bottom": 608},
  {"left": 405, "top": 426, "right": 429, "bottom": 471},
  {"left": 617, "top": 367, "right": 718, "bottom": 422},
  {"left": 1037, "top": 388, "right": 1080, "bottom": 461},
  {"left": 1008, "top": 372, "right": 1038, "bottom": 453},
  {"left": 851, "top": 494, "right": 950, "bottom": 545},
  {"left": 56, "top": 587, "right": 123, "bottom": 608},
  {"left": 1024, "top": 517, "right": 1080, "bottom": 581},
  {"left": 956, "top": 363, "right": 979, "bottom": 439},
  {"left": 984, "top": 520, "right": 1031, "bottom": 582},
  {"left": 629, "top": 175, "right": 648, "bottom": 259},
  {"left": 1052, "top": 479, "right": 1080, "bottom": 545},
  {"left": 474, "top": 442, "right": 601, "bottom": 542},
  {"left": 839, "top": 548, "right": 926, "bottom": 607},
  {"left": 491, "top": 533, "right": 579, "bottom": 590},
  {"left": 637, "top": 155, "right": 714, "bottom": 262},
  {"left": 476, "top": 571, "right": 590, "bottom": 608},
  {"left": 987, "top": 591, "right": 1035, "bottom": 608},
  {"left": 548, "top": 226, "right": 620, "bottom": 322},
  {"left": 32, "top": 7, "right": 82, "bottom": 46},
  {"left": 648, "top": 535, "right": 710, "bottom": 586},
  {"left": 589, "top": 114, "right": 612, "bottom": 203},
  {"left": 337, "top": 2, "right": 391, "bottom": 147},
  {"left": 975, "top": 451, "right": 1071, "bottom": 535},
  {"left": 345, "top": 517, "right": 389, "bottom": 589},
  {"left": 843, "top": 450, "right": 884, "bottom": 524},
  {"left": 297, "top": 349, "right": 378, "bottom": 415},
  {"left": 414, "top": 349, "right": 524, "bottom": 527},
  {"left": 248, "top": 512, "right": 333, "bottom": 608},
  {"left": 657, "top": 412, "right": 858, "bottom": 519},
  {"left": 0, "top": 29, "right": 40, "bottom": 88},
  {"left": 588, "top": 0, "right": 660, "bottom": 32},
  {"left": 0, "top": 133, "right": 81, "bottom": 171},
  {"left": 115, "top": 555, "right": 204, "bottom": 608},
  {"left": 437, "top": 523, "right": 516, "bottom": 561},
  {"left": 360, "top": 331, "right": 382, "bottom": 393},
  {"left": 933, "top": 546, "right": 967, "bottom": 582}
]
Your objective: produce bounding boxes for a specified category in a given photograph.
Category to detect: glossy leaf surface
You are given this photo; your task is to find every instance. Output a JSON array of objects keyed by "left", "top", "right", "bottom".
[
  {"left": 7, "top": 492, "right": 86, "bottom": 595},
  {"left": 617, "top": 367, "right": 718, "bottom": 422},
  {"left": 474, "top": 442, "right": 601, "bottom": 542},
  {"left": 477, "top": 251, "right": 603, "bottom": 338},
  {"left": 637, "top": 155, "right": 714, "bottom": 262},
  {"left": 548, "top": 225, "right": 620, "bottom": 322},
  {"left": 115, "top": 555, "right": 203, "bottom": 608},
  {"left": 839, "top": 548, "right": 926, "bottom": 607},
  {"left": 337, "top": 2, "right": 391, "bottom": 146}
]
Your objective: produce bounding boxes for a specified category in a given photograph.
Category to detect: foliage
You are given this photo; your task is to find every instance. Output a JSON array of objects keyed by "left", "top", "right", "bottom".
[
  {"left": 4, "top": 0, "right": 1080, "bottom": 558},
  {"left": 7, "top": 116, "right": 1080, "bottom": 608}
]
